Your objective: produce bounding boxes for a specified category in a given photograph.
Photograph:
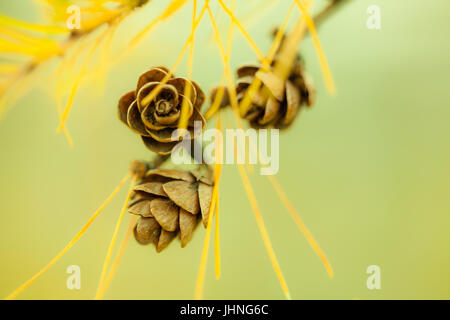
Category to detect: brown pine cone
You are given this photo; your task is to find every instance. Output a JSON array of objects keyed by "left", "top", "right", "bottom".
[
  {"left": 118, "top": 66, "right": 206, "bottom": 155},
  {"left": 236, "top": 58, "right": 315, "bottom": 129},
  {"left": 128, "top": 167, "right": 214, "bottom": 252}
]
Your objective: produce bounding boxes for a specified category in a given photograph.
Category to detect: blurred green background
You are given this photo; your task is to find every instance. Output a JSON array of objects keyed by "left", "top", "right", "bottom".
[{"left": 0, "top": 0, "right": 449, "bottom": 300}]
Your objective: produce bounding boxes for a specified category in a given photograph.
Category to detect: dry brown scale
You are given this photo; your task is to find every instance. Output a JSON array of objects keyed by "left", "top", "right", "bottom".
[
  {"left": 128, "top": 166, "right": 214, "bottom": 252},
  {"left": 236, "top": 55, "right": 315, "bottom": 129},
  {"left": 118, "top": 66, "right": 206, "bottom": 155}
]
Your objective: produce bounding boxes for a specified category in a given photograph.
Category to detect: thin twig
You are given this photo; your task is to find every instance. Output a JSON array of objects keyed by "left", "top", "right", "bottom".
[{"left": 314, "top": 0, "right": 351, "bottom": 27}]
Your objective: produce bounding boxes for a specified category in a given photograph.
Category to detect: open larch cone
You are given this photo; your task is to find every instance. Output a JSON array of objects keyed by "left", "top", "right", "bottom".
[
  {"left": 236, "top": 56, "right": 316, "bottom": 129},
  {"left": 128, "top": 167, "right": 214, "bottom": 252},
  {"left": 118, "top": 66, "right": 206, "bottom": 155}
]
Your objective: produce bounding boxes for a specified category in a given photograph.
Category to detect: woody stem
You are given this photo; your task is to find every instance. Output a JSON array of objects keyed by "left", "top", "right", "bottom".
[
  {"left": 148, "top": 154, "right": 170, "bottom": 170},
  {"left": 313, "top": 0, "right": 352, "bottom": 27}
]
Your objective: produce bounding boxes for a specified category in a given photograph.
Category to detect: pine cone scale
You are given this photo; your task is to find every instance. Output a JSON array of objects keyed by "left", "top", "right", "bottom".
[
  {"left": 150, "top": 198, "right": 179, "bottom": 232},
  {"left": 134, "top": 182, "right": 167, "bottom": 197},
  {"left": 127, "top": 100, "right": 151, "bottom": 136},
  {"left": 179, "top": 208, "right": 198, "bottom": 248},
  {"left": 162, "top": 181, "right": 200, "bottom": 215},
  {"left": 118, "top": 91, "right": 135, "bottom": 125},
  {"left": 255, "top": 71, "right": 285, "bottom": 101},
  {"left": 259, "top": 97, "right": 281, "bottom": 125},
  {"left": 198, "top": 182, "right": 213, "bottom": 227},
  {"left": 136, "top": 67, "right": 169, "bottom": 92},
  {"left": 128, "top": 199, "right": 153, "bottom": 217},
  {"left": 157, "top": 229, "right": 176, "bottom": 252},
  {"left": 134, "top": 217, "right": 161, "bottom": 245},
  {"left": 283, "top": 80, "right": 301, "bottom": 126}
]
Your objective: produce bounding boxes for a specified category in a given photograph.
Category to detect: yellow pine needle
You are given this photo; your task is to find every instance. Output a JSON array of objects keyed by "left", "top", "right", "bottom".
[
  {"left": 214, "top": 186, "right": 221, "bottom": 279},
  {"left": 126, "top": 0, "right": 189, "bottom": 54},
  {"left": 214, "top": 111, "right": 223, "bottom": 280},
  {"left": 54, "top": 38, "right": 86, "bottom": 101},
  {"left": 204, "top": 77, "right": 225, "bottom": 120},
  {"left": 0, "top": 64, "right": 19, "bottom": 74},
  {"left": 95, "top": 175, "right": 136, "bottom": 300},
  {"left": 149, "top": 0, "right": 189, "bottom": 25},
  {"left": 0, "top": 26, "right": 58, "bottom": 49},
  {"left": 207, "top": 0, "right": 236, "bottom": 120},
  {"left": 53, "top": 50, "right": 78, "bottom": 145},
  {"left": 294, "top": 0, "right": 336, "bottom": 95},
  {"left": 227, "top": 106, "right": 333, "bottom": 279},
  {"left": 140, "top": 2, "right": 209, "bottom": 108},
  {"left": 224, "top": 115, "right": 290, "bottom": 298},
  {"left": 56, "top": 100, "right": 74, "bottom": 148},
  {"left": 5, "top": 172, "right": 131, "bottom": 300},
  {"left": 89, "top": 13, "right": 127, "bottom": 89},
  {"left": 207, "top": 5, "right": 238, "bottom": 114},
  {"left": 0, "top": 13, "right": 69, "bottom": 34},
  {"left": 194, "top": 175, "right": 221, "bottom": 300},
  {"left": 178, "top": 81, "right": 192, "bottom": 131},
  {"left": 178, "top": 0, "right": 197, "bottom": 131},
  {"left": 54, "top": 64, "right": 76, "bottom": 145},
  {"left": 204, "top": 0, "right": 237, "bottom": 123},
  {"left": 194, "top": 112, "right": 223, "bottom": 300},
  {"left": 56, "top": 73, "right": 83, "bottom": 133},
  {"left": 267, "top": 175, "right": 334, "bottom": 278},
  {"left": 57, "top": 28, "right": 110, "bottom": 132},
  {"left": 93, "top": 20, "right": 120, "bottom": 93},
  {"left": 239, "top": 2, "right": 296, "bottom": 116},
  {"left": 188, "top": 0, "right": 197, "bottom": 81},
  {"left": 227, "top": 0, "right": 255, "bottom": 178},
  {"left": 101, "top": 214, "right": 137, "bottom": 295},
  {"left": 227, "top": 102, "right": 333, "bottom": 280},
  {"left": 235, "top": 161, "right": 291, "bottom": 300},
  {"left": 238, "top": 0, "right": 278, "bottom": 29},
  {"left": 74, "top": 7, "right": 127, "bottom": 35},
  {"left": 36, "top": 0, "right": 74, "bottom": 23},
  {"left": 223, "top": 115, "right": 291, "bottom": 298},
  {"left": 1, "top": 4, "right": 127, "bottom": 121},
  {"left": 208, "top": 3, "right": 255, "bottom": 174},
  {"left": 225, "top": 107, "right": 255, "bottom": 175},
  {"left": 271, "top": 0, "right": 311, "bottom": 90},
  {"left": 0, "top": 38, "right": 45, "bottom": 57},
  {"left": 226, "top": 0, "right": 236, "bottom": 56},
  {"left": 267, "top": 2, "right": 297, "bottom": 62},
  {"left": 216, "top": 0, "right": 268, "bottom": 67},
  {"left": 236, "top": 77, "right": 259, "bottom": 117}
]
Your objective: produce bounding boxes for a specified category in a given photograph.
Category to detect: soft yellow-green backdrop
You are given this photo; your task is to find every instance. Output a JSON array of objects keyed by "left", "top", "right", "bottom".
[{"left": 1, "top": 0, "right": 449, "bottom": 300}]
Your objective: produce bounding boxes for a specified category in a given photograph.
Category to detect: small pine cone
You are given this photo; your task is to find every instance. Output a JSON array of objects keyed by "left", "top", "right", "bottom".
[
  {"left": 118, "top": 66, "right": 206, "bottom": 155},
  {"left": 128, "top": 167, "right": 214, "bottom": 252},
  {"left": 236, "top": 59, "right": 315, "bottom": 129}
]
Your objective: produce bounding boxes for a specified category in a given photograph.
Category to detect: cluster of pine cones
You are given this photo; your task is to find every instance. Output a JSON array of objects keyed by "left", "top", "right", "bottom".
[{"left": 117, "top": 31, "right": 316, "bottom": 251}]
